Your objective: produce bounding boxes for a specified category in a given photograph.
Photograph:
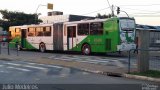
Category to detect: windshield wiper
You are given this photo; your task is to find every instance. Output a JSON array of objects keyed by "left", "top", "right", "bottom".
[{"left": 121, "top": 28, "right": 134, "bottom": 31}]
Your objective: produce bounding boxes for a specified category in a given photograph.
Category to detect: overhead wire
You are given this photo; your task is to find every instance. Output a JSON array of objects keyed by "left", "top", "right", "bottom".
[
  {"left": 81, "top": 3, "right": 160, "bottom": 16},
  {"left": 119, "top": 4, "right": 160, "bottom": 7},
  {"left": 81, "top": 7, "right": 110, "bottom": 15},
  {"left": 121, "top": 7, "right": 160, "bottom": 13}
]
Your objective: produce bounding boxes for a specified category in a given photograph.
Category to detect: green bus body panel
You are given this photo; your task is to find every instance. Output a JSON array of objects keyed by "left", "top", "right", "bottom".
[
  {"left": 71, "top": 18, "right": 120, "bottom": 53},
  {"left": 9, "top": 37, "right": 36, "bottom": 49},
  {"left": 9, "top": 36, "right": 21, "bottom": 48},
  {"left": 22, "top": 39, "right": 36, "bottom": 49}
]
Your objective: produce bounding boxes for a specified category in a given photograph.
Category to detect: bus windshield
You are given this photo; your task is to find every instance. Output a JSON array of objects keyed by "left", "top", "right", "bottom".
[{"left": 120, "top": 19, "right": 135, "bottom": 31}]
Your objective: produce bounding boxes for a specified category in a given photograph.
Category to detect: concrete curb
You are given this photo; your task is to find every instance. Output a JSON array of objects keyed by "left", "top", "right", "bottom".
[
  {"left": 79, "top": 68, "right": 160, "bottom": 83},
  {"left": 80, "top": 69, "right": 123, "bottom": 77},
  {"left": 123, "top": 74, "right": 160, "bottom": 83}
]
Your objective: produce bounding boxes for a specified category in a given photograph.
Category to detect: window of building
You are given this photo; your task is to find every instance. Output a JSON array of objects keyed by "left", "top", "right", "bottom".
[
  {"left": 78, "top": 23, "right": 89, "bottom": 35},
  {"left": 90, "top": 22, "right": 103, "bottom": 35},
  {"left": 44, "top": 27, "right": 51, "bottom": 36},
  {"left": 28, "top": 27, "right": 35, "bottom": 36}
]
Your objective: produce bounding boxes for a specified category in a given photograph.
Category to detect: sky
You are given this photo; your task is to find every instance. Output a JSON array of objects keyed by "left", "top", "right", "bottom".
[{"left": 0, "top": 0, "right": 160, "bottom": 26}]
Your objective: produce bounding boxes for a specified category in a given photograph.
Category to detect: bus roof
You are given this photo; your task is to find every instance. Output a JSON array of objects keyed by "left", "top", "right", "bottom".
[
  {"left": 9, "top": 23, "right": 53, "bottom": 29},
  {"left": 64, "top": 18, "right": 108, "bottom": 25}
]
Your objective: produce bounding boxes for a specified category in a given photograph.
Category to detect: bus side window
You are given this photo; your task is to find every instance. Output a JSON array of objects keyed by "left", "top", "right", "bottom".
[
  {"left": 15, "top": 28, "right": 21, "bottom": 37},
  {"left": 9, "top": 28, "right": 15, "bottom": 39},
  {"left": 36, "top": 27, "right": 43, "bottom": 36},
  {"left": 44, "top": 27, "right": 51, "bottom": 36},
  {"left": 90, "top": 22, "right": 103, "bottom": 35},
  {"left": 28, "top": 27, "right": 35, "bottom": 37},
  {"left": 77, "top": 23, "right": 89, "bottom": 35}
]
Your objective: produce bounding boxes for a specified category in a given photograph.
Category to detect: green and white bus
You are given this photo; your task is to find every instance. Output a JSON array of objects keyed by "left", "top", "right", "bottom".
[{"left": 9, "top": 17, "right": 136, "bottom": 55}]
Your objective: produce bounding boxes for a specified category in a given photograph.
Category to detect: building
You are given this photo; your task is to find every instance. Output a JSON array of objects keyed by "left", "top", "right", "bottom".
[{"left": 39, "top": 11, "right": 95, "bottom": 24}]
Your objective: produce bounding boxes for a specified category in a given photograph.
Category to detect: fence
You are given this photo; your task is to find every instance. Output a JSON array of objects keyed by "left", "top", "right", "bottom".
[
  {"left": 149, "top": 31, "right": 160, "bottom": 47},
  {"left": 136, "top": 30, "right": 160, "bottom": 48},
  {"left": 0, "top": 41, "right": 19, "bottom": 56},
  {"left": 128, "top": 49, "right": 160, "bottom": 73}
]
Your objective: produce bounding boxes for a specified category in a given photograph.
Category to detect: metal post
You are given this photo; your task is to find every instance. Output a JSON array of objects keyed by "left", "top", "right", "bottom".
[
  {"left": 17, "top": 44, "right": 19, "bottom": 56},
  {"left": 0, "top": 42, "right": 1, "bottom": 54},
  {"left": 128, "top": 50, "right": 131, "bottom": 73},
  {"left": 8, "top": 42, "right": 10, "bottom": 55},
  {"left": 35, "top": 4, "right": 46, "bottom": 24},
  {"left": 121, "top": 10, "right": 129, "bottom": 17},
  {"left": 111, "top": 5, "right": 114, "bottom": 17}
]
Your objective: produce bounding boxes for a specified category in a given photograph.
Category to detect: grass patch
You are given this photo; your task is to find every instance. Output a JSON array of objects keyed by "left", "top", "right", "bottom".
[{"left": 130, "top": 70, "right": 160, "bottom": 78}]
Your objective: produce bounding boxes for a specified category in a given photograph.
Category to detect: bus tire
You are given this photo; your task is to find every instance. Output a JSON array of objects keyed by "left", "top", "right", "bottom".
[
  {"left": 39, "top": 43, "right": 46, "bottom": 53},
  {"left": 82, "top": 44, "right": 91, "bottom": 55}
]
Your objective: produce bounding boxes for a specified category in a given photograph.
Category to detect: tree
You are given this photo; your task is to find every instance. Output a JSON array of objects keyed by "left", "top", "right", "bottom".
[
  {"left": 96, "top": 13, "right": 112, "bottom": 19},
  {"left": 0, "top": 10, "right": 42, "bottom": 31}
]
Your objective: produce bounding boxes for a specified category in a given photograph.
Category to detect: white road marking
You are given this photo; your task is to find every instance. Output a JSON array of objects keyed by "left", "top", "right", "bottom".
[
  {"left": 0, "top": 65, "right": 4, "bottom": 67},
  {"left": 7, "top": 66, "right": 31, "bottom": 72},
  {"left": 49, "top": 55, "right": 128, "bottom": 61},
  {"left": 84, "top": 59, "right": 109, "bottom": 63},
  {"left": 6, "top": 63, "right": 21, "bottom": 66},
  {"left": 27, "top": 62, "right": 37, "bottom": 65},
  {"left": 48, "top": 55, "right": 132, "bottom": 68},
  {"left": 38, "top": 64, "right": 62, "bottom": 69},
  {"left": 0, "top": 70, "right": 9, "bottom": 73},
  {"left": 27, "top": 62, "right": 62, "bottom": 69},
  {"left": 114, "top": 61, "right": 125, "bottom": 67},
  {"left": 24, "top": 65, "right": 47, "bottom": 70},
  {"left": 76, "top": 60, "right": 99, "bottom": 64}
]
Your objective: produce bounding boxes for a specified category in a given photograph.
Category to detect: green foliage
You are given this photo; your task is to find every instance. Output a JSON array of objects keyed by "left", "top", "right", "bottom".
[
  {"left": 130, "top": 70, "right": 160, "bottom": 78},
  {"left": 96, "top": 13, "right": 112, "bottom": 19},
  {"left": 0, "top": 10, "right": 42, "bottom": 31}
]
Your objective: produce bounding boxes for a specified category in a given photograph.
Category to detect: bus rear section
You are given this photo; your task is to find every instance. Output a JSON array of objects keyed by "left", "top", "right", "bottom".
[
  {"left": 9, "top": 24, "right": 54, "bottom": 52},
  {"left": 9, "top": 26, "right": 27, "bottom": 50}
]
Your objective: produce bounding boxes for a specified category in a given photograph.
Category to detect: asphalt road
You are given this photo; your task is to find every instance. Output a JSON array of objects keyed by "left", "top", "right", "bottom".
[
  {"left": 0, "top": 60, "right": 157, "bottom": 84},
  {"left": 0, "top": 49, "right": 160, "bottom": 90},
  {"left": 1, "top": 48, "right": 160, "bottom": 71}
]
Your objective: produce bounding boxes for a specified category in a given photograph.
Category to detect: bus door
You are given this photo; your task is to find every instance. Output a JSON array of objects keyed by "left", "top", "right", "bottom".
[
  {"left": 21, "top": 29, "right": 27, "bottom": 48},
  {"left": 67, "top": 26, "right": 77, "bottom": 50}
]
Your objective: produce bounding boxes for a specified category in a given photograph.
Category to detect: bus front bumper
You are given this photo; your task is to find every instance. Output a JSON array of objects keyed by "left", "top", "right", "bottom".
[{"left": 117, "top": 43, "right": 136, "bottom": 51}]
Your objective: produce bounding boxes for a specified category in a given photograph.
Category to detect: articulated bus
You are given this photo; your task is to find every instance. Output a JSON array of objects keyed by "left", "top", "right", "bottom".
[{"left": 9, "top": 17, "right": 136, "bottom": 55}]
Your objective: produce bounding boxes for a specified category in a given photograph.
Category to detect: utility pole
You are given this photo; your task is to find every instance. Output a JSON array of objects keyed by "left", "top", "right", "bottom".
[
  {"left": 35, "top": 4, "right": 46, "bottom": 24},
  {"left": 111, "top": 5, "right": 114, "bottom": 17},
  {"left": 106, "top": 0, "right": 114, "bottom": 17}
]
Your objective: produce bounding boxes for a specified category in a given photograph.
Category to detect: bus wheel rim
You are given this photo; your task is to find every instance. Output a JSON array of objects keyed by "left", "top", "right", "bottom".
[
  {"left": 83, "top": 45, "right": 90, "bottom": 55},
  {"left": 40, "top": 44, "right": 45, "bottom": 52},
  {"left": 84, "top": 48, "right": 89, "bottom": 54}
]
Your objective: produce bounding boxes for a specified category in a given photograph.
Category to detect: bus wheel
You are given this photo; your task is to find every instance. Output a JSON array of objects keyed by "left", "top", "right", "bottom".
[
  {"left": 82, "top": 44, "right": 91, "bottom": 55},
  {"left": 39, "top": 43, "right": 46, "bottom": 53}
]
